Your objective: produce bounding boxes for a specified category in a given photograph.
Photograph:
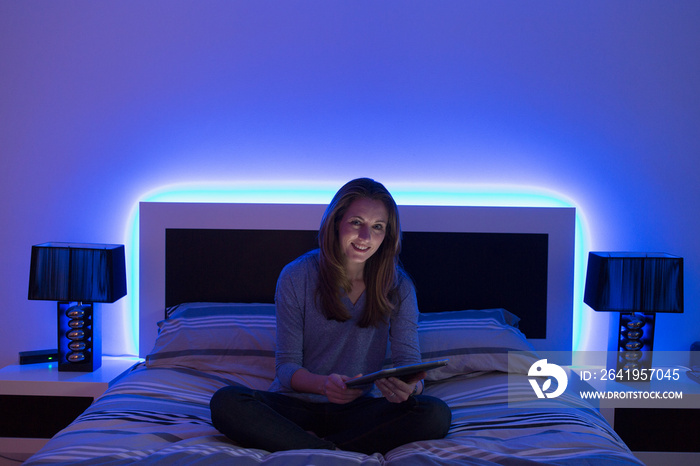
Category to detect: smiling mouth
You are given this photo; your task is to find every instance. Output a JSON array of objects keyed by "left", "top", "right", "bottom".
[{"left": 352, "top": 243, "right": 370, "bottom": 252}]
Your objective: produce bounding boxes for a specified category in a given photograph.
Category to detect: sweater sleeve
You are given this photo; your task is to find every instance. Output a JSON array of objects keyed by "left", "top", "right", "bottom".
[
  {"left": 274, "top": 262, "right": 306, "bottom": 390},
  {"left": 388, "top": 274, "right": 422, "bottom": 367}
]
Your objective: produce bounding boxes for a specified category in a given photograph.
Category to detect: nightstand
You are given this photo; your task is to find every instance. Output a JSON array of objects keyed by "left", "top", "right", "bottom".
[
  {"left": 571, "top": 364, "right": 700, "bottom": 466},
  {"left": 0, "top": 356, "right": 140, "bottom": 463}
]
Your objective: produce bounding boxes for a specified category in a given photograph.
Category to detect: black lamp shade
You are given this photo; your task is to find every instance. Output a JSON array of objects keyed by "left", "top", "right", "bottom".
[
  {"left": 584, "top": 252, "right": 683, "bottom": 314},
  {"left": 28, "top": 242, "right": 127, "bottom": 303}
]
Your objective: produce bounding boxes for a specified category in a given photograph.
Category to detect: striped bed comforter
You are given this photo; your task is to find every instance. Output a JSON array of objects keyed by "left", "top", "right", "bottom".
[{"left": 25, "top": 364, "right": 642, "bottom": 465}]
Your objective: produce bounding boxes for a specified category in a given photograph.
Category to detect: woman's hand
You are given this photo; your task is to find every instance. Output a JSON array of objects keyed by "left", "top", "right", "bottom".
[
  {"left": 291, "top": 369, "right": 362, "bottom": 404},
  {"left": 322, "top": 373, "right": 364, "bottom": 404},
  {"left": 375, "top": 371, "right": 425, "bottom": 403}
]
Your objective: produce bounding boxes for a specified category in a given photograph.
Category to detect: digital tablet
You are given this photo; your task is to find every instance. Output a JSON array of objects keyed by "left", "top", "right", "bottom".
[{"left": 345, "top": 359, "right": 449, "bottom": 387}]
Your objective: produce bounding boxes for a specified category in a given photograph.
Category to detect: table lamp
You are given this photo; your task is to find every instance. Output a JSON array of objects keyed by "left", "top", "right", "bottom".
[
  {"left": 28, "top": 243, "right": 127, "bottom": 372},
  {"left": 584, "top": 252, "right": 683, "bottom": 376}
]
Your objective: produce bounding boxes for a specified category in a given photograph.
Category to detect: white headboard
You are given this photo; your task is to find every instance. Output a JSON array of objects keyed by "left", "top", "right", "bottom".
[{"left": 139, "top": 202, "right": 575, "bottom": 358}]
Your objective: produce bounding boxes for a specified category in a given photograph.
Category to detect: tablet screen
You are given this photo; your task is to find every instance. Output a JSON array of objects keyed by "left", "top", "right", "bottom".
[{"left": 345, "top": 359, "right": 449, "bottom": 387}]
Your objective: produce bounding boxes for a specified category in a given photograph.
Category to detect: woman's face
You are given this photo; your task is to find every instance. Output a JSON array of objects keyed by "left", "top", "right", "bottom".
[{"left": 338, "top": 197, "right": 388, "bottom": 273}]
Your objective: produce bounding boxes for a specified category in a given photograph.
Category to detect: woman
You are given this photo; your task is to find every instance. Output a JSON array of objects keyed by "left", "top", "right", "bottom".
[{"left": 210, "top": 178, "right": 451, "bottom": 454}]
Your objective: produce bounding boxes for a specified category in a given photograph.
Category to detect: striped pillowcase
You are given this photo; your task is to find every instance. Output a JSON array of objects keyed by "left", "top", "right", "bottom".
[
  {"left": 145, "top": 303, "right": 277, "bottom": 380},
  {"left": 417, "top": 309, "right": 539, "bottom": 381},
  {"left": 145, "top": 304, "right": 537, "bottom": 383}
]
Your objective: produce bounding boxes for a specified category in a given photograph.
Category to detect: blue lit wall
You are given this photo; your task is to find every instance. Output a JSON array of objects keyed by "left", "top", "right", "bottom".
[{"left": 2, "top": 2, "right": 698, "bottom": 367}]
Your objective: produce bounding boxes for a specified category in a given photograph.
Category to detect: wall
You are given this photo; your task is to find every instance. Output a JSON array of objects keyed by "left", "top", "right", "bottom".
[{"left": 1, "top": 1, "right": 698, "bottom": 369}]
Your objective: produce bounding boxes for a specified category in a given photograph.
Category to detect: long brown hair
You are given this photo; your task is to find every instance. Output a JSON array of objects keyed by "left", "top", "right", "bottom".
[{"left": 317, "top": 178, "right": 402, "bottom": 327}]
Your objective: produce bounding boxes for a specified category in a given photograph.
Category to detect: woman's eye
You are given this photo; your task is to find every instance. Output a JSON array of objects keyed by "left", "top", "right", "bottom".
[{"left": 373, "top": 224, "right": 385, "bottom": 231}]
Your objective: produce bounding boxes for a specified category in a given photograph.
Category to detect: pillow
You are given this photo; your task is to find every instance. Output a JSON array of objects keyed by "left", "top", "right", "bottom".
[
  {"left": 164, "top": 301, "right": 276, "bottom": 319},
  {"left": 145, "top": 302, "right": 277, "bottom": 380},
  {"left": 146, "top": 303, "right": 537, "bottom": 383},
  {"left": 417, "top": 309, "right": 539, "bottom": 381},
  {"left": 421, "top": 308, "right": 522, "bottom": 328}
]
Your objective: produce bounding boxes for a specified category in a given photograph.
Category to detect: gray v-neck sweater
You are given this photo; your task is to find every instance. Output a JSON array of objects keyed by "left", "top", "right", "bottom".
[{"left": 269, "top": 250, "right": 421, "bottom": 402}]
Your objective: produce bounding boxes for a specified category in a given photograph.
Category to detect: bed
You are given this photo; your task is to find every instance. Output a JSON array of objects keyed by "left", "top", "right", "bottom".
[{"left": 25, "top": 202, "right": 643, "bottom": 465}]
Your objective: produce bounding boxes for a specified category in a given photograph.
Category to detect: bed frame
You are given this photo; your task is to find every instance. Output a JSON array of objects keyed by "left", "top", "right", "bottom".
[{"left": 139, "top": 202, "right": 575, "bottom": 358}]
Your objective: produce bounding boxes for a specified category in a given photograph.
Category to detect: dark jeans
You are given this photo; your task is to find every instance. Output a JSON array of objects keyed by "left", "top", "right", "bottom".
[{"left": 210, "top": 385, "right": 452, "bottom": 455}]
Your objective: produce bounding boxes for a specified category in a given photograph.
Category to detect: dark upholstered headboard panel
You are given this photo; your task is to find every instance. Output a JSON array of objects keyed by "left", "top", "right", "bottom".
[
  {"left": 165, "top": 229, "right": 318, "bottom": 307},
  {"left": 165, "top": 229, "right": 548, "bottom": 339}
]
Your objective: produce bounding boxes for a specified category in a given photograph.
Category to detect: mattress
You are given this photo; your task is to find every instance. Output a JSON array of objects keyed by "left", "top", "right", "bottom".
[{"left": 25, "top": 303, "right": 642, "bottom": 465}]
